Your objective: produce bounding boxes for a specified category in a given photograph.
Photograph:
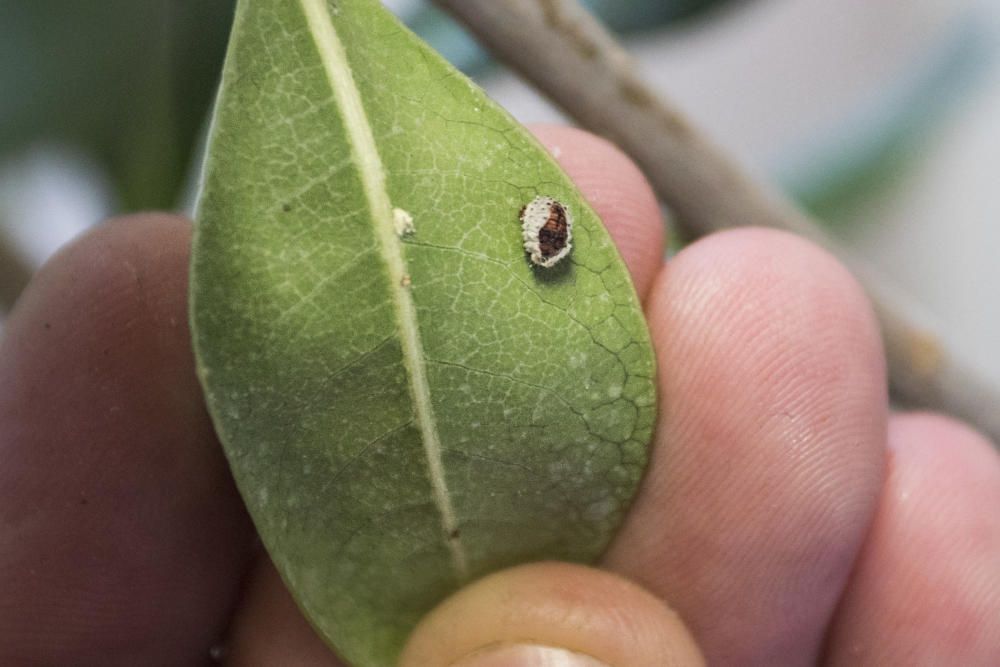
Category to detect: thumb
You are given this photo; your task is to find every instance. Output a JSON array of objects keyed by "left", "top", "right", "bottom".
[{"left": 400, "top": 562, "right": 704, "bottom": 667}]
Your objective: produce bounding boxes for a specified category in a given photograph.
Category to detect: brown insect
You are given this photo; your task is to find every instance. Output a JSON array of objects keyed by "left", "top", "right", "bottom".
[{"left": 520, "top": 195, "right": 573, "bottom": 267}]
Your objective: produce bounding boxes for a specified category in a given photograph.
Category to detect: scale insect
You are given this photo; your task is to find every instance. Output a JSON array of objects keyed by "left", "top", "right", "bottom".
[{"left": 519, "top": 195, "right": 573, "bottom": 268}]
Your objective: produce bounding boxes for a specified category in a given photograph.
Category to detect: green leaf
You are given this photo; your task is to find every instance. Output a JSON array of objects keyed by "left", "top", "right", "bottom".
[{"left": 190, "top": 1, "right": 656, "bottom": 664}]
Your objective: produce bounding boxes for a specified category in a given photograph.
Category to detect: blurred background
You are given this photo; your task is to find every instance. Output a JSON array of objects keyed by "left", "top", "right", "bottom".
[{"left": 1, "top": 0, "right": 998, "bottom": 385}]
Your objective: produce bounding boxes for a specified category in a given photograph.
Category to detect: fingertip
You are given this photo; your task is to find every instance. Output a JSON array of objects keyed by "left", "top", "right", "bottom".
[
  {"left": 9, "top": 212, "right": 193, "bottom": 330},
  {"left": 606, "top": 227, "right": 888, "bottom": 663},
  {"left": 888, "top": 411, "right": 997, "bottom": 460},
  {"left": 646, "top": 228, "right": 886, "bottom": 416},
  {"left": 225, "top": 556, "right": 344, "bottom": 667},
  {"left": 401, "top": 562, "right": 704, "bottom": 667},
  {"left": 827, "top": 411, "right": 1000, "bottom": 665},
  {"left": 529, "top": 124, "right": 665, "bottom": 300},
  {"left": 0, "top": 213, "right": 255, "bottom": 664}
]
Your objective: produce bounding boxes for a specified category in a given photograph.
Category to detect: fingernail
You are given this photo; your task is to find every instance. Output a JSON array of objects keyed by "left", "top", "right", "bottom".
[{"left": 451, "top": 643, "right": 610, "bottom": 667}]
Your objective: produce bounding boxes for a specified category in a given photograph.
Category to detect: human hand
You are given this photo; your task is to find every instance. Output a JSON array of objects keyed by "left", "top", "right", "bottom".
[{"left": 1, "top": 126, "right": 997, "bottom": 666}]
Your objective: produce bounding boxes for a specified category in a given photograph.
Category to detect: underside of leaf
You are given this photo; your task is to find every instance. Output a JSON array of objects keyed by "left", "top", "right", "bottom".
[{"left": 191, "top": 1, "right": 656, "bottom": 665}]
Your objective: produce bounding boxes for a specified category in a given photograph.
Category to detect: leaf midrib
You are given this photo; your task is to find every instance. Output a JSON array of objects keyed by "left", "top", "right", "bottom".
[{"left": 298, "top": 0, "right": 467, "bottom": 580}]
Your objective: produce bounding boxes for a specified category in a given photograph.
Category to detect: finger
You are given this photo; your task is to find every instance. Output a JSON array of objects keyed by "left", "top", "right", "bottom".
[
  {"left": 603, "top": 228, "right": 888, "bottom": 665},
  {"left": 223, "top": 124, "right": 668, "bottom": 658},
  {"left": 529, "top": 124, "right": 665, "bottom": 300},
  {"left": 825, "top": 412, "right": 1000, "bottom": 665},
  {"left": 400, "top": 562, "right": 704, "bottom": 667},
  {"left": 225, "top": 555, "right": 344, "bottom": 667},
  {"left": 0, "top": 215, "right": 256, "bottom": 665}
]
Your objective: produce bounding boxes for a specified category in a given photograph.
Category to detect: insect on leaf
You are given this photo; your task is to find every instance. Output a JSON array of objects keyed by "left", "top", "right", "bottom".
[{"left": 190, "top": 1, "right": 656, "bottom": 664}]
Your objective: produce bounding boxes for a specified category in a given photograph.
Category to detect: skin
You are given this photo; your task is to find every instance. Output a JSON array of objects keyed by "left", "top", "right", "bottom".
[{"left": 0, "top": 125, "right": 997, "bottom": 666}]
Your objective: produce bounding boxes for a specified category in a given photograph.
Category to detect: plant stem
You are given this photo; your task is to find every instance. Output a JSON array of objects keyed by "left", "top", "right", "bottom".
[{"left": 434, "top": 0, "right": 1000, "bottom": 445}]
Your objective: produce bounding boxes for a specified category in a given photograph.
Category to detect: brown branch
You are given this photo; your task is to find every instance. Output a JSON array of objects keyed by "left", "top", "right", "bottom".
[
  {"left": 0, "top": 231, "right": 33, "bottom": 314},
  {"left": 434, "top": 0, "right": 1000, "bottom": 445}
]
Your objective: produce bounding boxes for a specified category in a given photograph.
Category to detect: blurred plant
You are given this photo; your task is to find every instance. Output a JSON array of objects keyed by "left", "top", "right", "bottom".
[
  {"left": 0, "top": 240, "right": 31, "bottom": 309},
  {"left": 404, "top": 0, "right": 735, "bottom": 74},
  {"left": 587, "top": 0, "right": 735, "bottom": 31},
  {"left": 0, "top": 0, "right": 236, "bottom": 211},
  {"left": 0, "top": 0, "right": 734, "bottom": 214}
]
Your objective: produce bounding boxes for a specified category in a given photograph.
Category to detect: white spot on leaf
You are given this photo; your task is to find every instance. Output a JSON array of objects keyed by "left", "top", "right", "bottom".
[
  {"left": 584, "top": 498, "right": 615, "bottom": 520},
  {"left": 393, "top": 207, "right": 414, "bottom": 237}
]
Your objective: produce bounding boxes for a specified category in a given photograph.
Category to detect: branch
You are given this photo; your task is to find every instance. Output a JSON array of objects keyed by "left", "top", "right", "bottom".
[
  {"left": 434, "top": 0, "right": 1000, "bottom": 445},
  {"left": 0, "top": 230, "right": 32, "bottom": 314}
]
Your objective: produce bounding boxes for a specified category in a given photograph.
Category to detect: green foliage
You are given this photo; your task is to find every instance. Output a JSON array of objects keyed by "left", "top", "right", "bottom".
[
  {"left": 190, "top": 1, "right": 656, "bottom": 664},
  {"left": 0, "top": 0, "right": 732, "bottom": 211},
  {"left": 0, "top": 1, "right": 235, "bottom": 209}
]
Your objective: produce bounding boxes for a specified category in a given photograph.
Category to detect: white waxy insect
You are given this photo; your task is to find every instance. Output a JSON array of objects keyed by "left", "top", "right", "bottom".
[
  {"left": 520, "top": 195, "right": 573, "bottom": 268},
  {"left": 393, "top": 207, "right": 415, "bottom": 237}
]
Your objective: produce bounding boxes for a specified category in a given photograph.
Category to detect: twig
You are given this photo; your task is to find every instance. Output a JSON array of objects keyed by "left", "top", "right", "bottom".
[
  {"left": 434, "top": 0, "right": 1000, "bottom": 445},
  {"left": 0, "top": 231, "right": 33, "bottom": 314}
]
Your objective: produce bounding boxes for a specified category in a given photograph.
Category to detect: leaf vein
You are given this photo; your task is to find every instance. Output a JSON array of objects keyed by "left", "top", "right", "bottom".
[{"left": 298, "top": 0, "right": 467, "bottom": 580}]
